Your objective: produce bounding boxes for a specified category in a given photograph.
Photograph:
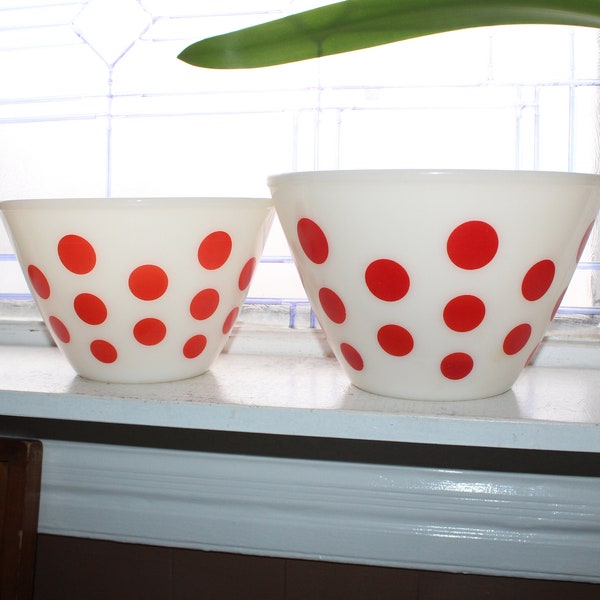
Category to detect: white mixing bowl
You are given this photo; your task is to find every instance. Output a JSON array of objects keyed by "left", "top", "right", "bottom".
[
  {"left": 269, "top": 169, "right": 600, "bottom": 400},
  {"left": 1, "top": 197, "right": 274, "bottom": 383}
]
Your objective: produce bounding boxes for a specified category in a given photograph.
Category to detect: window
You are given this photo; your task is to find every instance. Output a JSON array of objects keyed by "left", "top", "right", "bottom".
[{"left": 1, "top": 0, "right": 599, "bottom": 339}]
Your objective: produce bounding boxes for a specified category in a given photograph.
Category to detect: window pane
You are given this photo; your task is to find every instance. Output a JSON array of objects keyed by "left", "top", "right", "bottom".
[{"left": 0, "top": 0, "right": 598, "bottom": 332}]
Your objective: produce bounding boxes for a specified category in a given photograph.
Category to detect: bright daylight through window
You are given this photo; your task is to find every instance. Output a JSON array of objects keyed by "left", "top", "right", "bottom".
[{"left": 0, "top": 0, "right": 599, "bottom": 345}]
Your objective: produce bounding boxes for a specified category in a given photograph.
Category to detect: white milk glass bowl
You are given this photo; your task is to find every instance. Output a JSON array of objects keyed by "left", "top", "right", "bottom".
[
  {"left": 1, "top": 197, "right": 274, "bottom": 383},
  {"left": 269, "top": 169, "right": 600, "bottom": 400}
]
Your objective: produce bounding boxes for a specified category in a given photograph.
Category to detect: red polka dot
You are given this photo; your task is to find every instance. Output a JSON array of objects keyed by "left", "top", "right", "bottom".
[
  {"left": 27, "top": 265, "right": 50, "bottom": 299},
  {"left": 522, "top": 259, "right": 555, "bottom": 301},
  {"left": 128, "top": 265, "right": 168, "bottom": 301},
  {"left": 297, "top": 218, "right": 329, "bottom": 264},
  {"left": 365, "top": 259, "right": 410, "bottom": 302},
  {"left": 318, "top": 287, "right": 346, "bottom": 324},
  {"left": 74, "top": 293, "right": 107, "bottom": 325},
  {"left": 238, "top": 257, "right": 257, "bottom": 291},
  {"left": 48, "top": 316, "right": 70, "bottom": 343},
  {"left": 183, "top": 334, "right": 207, "bottom": 359},
  {"left": 443, "top": 295, "right": 486, "bottom": 332},
  {"left": 198, "top": 231, "right": 232, "bottom": 270},
  {"left": 440, "top": 352, "right": 474, "bottom": 380},
  {"left": 58, "top": 234, "right": 96, "bottom": 274},
  {"left": 576, "top": 221, "right": 594, "bottom": 263},
  {"left": 90, "top": 339, "right": 118, "bottom": 363},
  {"left": 340, "top": 342, "right": 364, "bottom": 371},
  {"left": 190, "top": 288, "right": 219, "bottom": 320},
  {"left": 133, "top": 318, "right": 167, "bottom": 346},
  {"left": 503, "top": 323, "right": 532, "bottom": 355},
  {"left": 223, "top": 307, "right": 239, "bottom": 334},
  {"left": 447, "top": 221, "right": 498, "bottom": 270},
  {"left": 377, "top": 324, "right": 414, "bottom": 357}
]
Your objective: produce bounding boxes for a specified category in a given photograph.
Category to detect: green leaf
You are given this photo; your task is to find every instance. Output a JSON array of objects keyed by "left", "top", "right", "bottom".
[{"left": 178, "top": 0, "right": 600, "bottom": 69}]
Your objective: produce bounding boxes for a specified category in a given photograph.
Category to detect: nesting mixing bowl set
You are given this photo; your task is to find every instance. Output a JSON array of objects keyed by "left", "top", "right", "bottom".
[{"left": 1, "top": 169, "right": 599, "bottom": 400}]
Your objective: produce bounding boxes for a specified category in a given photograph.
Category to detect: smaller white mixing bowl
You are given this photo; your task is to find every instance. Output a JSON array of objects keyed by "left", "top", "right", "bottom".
[{"left": 1, "top": 197, "right": 274, "bottom": 383}]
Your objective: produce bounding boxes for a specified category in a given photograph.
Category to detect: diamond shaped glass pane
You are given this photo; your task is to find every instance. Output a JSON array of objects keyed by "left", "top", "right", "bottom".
[{"left": 74, "top": 0, "right": 151, "bottom": 65}]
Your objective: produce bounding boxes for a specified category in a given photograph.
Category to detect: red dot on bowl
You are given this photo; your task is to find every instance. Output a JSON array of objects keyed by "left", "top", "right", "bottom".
[
  {"left": 183, "top": 334, "right": 207, "bottom": 359},
  {"left": 74, "top": 293, "right": 107, "bottom": 325},
  {"left": 377, "top": 324, "right": 414, "bottom": 357},
  {"left": 447, "top": 221, "right": 498, "bottom": 270},
  {"left": 297, "top": 218, "right": 329, "bottom": 264},
  {"left": 190, "top": 288, "right": 220, "bottom": 321},
  {"left": 318, "top": 287, "right": 346, "bottom": 324},
  {"left": 48, "top": 316, "right": 70, "bottom": 343},
  {"left": 238, "top": 257, "right": 257, "bottom": 291},
  {"left": 27, "top": 265, "right": 50, "bottom": 299},
  {"left": 340, "top": 342, "right": 364, "bottom": 371},
  {"left": 133, "top": 318, "right": 167, "bottom": 346},
  {"left": 128, "top": 265, "right": 168, "bottom": 301},
  {"left": 443, "top": 294, "right": 486, "bottom": 332},
  {"left": 522, "top": 259, "right": 555, "bottom": 301},
  {"left": 223, "top": 306, "right": 239, "bottom": 334},
  {"left": 90, "top": 339, "right": 118, "bottom": 363},
  {"left": 576, "top": 221, "right": 595, "bottom": 263},
  {"left": 198, "top": 231, "right": 232, "bottom": 270},
  {"left": 58, "top": 234, "right": 96, "bottom": 274},
  {"left": 365, "top": 259, "right": 410, "bottom": 302},
  {"left": 440, "top": 352, "right": 474, "bottom": 380},
  {"left": 503, "top": 323, "right": 532, "bottom": 355}
]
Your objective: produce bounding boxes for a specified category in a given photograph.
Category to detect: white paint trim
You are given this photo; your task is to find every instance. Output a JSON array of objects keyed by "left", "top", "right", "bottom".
[
  {"left": 0, "top": 319, "right": 53, "bottom": 346},
  {"left": 38, "top": 440, "right": 600, "bottom": 582}
]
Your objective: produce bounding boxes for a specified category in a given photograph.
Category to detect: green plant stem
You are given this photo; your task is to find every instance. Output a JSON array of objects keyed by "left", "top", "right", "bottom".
[{"left": 178, "top": 0, "right": 600, "bottom": 69}]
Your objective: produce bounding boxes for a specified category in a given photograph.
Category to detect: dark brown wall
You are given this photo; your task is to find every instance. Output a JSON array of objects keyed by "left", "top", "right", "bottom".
[{"left": 33, "top": 534, "right": 599, "bottom": 600}]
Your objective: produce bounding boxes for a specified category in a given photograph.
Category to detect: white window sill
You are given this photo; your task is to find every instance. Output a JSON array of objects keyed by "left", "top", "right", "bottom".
[
  {"left": 1, "top": 336, "right": 599, "bottom": 583},
  {"left": 1, "top": 341, "right": 599, "bottom": 452}
]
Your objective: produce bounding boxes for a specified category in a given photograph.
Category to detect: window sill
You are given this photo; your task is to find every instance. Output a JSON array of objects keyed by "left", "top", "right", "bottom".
[{"left": 1, "top": 343, "right": 599, "bottom": 453}]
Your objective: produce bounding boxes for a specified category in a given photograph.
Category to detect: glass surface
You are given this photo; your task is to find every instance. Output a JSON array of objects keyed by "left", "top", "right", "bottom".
[{"left": 0, "top": 1, "right": 598, "bottom": 330}]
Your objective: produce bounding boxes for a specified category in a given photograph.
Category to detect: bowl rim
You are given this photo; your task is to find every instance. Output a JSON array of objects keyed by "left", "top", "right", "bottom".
[
  {"left": 0, "top": 197, "right": 273, "bottom": 211},
  {"left": 267, "top": 168, "right": 600, "bottom": 187}
]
